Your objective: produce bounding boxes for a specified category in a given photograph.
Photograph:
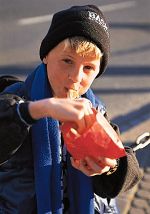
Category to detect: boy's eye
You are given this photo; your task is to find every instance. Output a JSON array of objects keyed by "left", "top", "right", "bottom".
[
  {"left": 84, "top": 65, "right": 94, "bottom": 71},
  {"left": 63, "top": 59, "right": 73, "bottom": 64}
]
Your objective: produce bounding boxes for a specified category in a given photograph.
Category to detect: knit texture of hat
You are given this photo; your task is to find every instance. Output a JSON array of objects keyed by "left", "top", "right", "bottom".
[{"left": 40, "top": 5, "right": 110, "bottom": 77}]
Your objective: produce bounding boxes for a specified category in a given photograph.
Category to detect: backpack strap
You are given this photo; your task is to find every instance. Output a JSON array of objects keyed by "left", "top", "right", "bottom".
[{"left": 0, "top": 75, "right": 22, "bottom": 92}]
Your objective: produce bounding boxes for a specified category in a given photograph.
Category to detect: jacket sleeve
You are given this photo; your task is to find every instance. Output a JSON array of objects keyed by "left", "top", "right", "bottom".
[
  {"left": 0, "top": 93, "right": 35, "bottom": 165},
  {"left": 92, "top": 147, "right": 142, "bottom": 198},
  {"left": 92, "top": 113, "right": 143, "bottom": 198}
]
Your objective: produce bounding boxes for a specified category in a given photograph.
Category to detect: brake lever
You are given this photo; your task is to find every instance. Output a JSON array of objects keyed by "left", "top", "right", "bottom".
[{"left": 131, "top": 132, "right": 150, "bottom": 152}]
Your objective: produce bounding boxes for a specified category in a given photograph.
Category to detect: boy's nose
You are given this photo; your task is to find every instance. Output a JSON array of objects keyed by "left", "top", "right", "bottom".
[{"left": 69, "top": 67, "right": 83, "bottom": 83}]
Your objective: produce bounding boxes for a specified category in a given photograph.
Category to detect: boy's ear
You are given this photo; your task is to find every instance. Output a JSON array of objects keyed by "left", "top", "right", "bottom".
[{"left": 43, "top": 56, "right": 48, "bottom": 64}]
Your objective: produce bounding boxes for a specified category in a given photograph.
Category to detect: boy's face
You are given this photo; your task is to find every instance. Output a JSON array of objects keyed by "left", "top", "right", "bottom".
[{"left": 43, "top": 41, "right": 100, "bottom": 98}]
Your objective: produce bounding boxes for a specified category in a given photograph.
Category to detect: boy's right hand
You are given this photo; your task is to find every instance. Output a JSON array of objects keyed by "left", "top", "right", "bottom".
[{"left": 28, "top": 97, "right": 95, "bottom": 133}]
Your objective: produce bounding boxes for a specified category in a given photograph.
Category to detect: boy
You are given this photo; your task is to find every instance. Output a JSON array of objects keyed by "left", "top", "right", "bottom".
[{"left": 0, "top": 5, "right": 141, "bottom": 214}]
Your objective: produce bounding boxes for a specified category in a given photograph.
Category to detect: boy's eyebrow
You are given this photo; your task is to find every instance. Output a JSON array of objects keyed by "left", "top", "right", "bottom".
[
  {"left": 61, "top": 53, "right": 74, "bottom": 58},
  {"left": 60, "top": 49, "right": 75, "bottom": 58}
]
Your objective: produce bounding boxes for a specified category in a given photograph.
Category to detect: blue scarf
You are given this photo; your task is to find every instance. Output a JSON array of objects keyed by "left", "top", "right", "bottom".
[{"left": 23, "top": 64, "right": 105, "bottom": 214}]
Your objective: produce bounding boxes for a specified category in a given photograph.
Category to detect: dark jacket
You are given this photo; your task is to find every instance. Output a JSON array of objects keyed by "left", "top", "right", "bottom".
[{"left": 0, "top": 90, "right": 142, "bottom": 213}]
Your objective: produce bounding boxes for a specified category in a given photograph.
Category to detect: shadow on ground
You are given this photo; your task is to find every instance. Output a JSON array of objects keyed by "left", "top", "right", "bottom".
[
  {"left": 111, "top": 103, "right": 150, "bottom": 133},
  {"left": 111, "top": 103, "right": 150, "bottom": 168},
  {"left": 0, "top": 64, "right": 36, "bottom": 79},
  {"left": 135, "top": 144, "right": 150, "bottom": 168}
]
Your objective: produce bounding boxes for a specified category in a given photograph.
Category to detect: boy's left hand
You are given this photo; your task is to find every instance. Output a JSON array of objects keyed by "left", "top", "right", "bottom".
[{"left": 70, "top": 156, "right": 117, "bottom": 176}]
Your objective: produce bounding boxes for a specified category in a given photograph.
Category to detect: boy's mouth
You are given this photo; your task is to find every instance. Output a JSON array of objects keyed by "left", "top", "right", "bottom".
[{"left": 66, "top": 88, "right": 79, "bottom": 99}]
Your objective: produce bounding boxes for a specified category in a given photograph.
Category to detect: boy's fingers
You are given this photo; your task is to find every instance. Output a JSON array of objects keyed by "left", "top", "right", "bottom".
[
  {"left": 85, "top": 157, "right": 102, "bottom": 172},
  {"left": 98, "top": 157, "right": 117, "bottom": 168},
  {"left": 71, "top": 157, "right": 110, "bottom": 177}
]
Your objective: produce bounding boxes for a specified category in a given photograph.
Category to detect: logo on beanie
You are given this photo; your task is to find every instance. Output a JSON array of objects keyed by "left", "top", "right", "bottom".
[{"left": 88, "top": 11, "right": 108, "bottom": 35}]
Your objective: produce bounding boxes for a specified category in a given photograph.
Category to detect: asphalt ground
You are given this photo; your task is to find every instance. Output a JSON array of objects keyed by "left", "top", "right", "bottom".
[{"left": 115, "top": 105, "right": 150, "bottom": 214}]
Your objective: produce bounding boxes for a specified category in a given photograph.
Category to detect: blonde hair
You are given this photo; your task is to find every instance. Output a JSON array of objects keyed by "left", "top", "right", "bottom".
[{"left": 63, "top": 36, "right": 103, "bottom": 59}]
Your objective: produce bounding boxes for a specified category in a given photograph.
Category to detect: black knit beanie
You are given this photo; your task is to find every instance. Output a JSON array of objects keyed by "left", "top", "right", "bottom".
[{"left": 40, "top": 5, "right": 110, "bottom": 77}]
